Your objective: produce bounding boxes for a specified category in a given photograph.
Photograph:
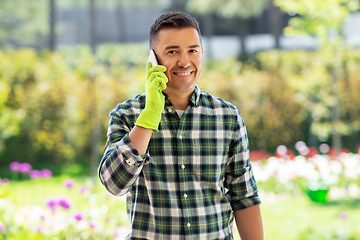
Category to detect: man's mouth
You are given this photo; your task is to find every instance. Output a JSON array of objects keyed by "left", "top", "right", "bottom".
[{"left": 173, "top": 71, "right": 193, "bottom": 76}]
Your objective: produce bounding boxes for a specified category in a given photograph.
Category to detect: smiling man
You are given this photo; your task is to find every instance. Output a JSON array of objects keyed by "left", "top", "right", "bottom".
[{"left": 98, "top": 12, "right": 263, "bottom": 240}]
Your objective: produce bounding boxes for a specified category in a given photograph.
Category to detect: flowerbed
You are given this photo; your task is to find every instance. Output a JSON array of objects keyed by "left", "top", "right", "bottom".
[
  {"left": 1, "top": 142, "right": 360, "bottom": 239},
  {"left": 0, "top": 163, "right": 131, "bottom": 240},
  {"left": 252, "top": 142, "right": 360, "bottom": 202}
]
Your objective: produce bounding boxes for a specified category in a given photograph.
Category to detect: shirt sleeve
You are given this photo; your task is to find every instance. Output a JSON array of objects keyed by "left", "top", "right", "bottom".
[
  {"left": 224, "top": 108, "right": 261, "bottom": 211},
  {"left": 98, "top": 106, "right": 150, "bottom": 196}
]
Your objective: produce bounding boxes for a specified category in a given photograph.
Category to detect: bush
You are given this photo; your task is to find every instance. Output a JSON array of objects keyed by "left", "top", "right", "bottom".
[{"left": 1, "top": 46, "right": 360, "bottom": 170}]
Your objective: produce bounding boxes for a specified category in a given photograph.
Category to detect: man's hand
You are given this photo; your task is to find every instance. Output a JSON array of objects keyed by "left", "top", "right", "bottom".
[{"left": 135, "top": 62, "right": 168, "bottom": 132}]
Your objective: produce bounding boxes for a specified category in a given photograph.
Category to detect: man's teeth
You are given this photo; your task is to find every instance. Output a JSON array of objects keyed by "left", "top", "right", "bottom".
[{"left": 175, "top": 72, "right": 191, "bottom": 75}]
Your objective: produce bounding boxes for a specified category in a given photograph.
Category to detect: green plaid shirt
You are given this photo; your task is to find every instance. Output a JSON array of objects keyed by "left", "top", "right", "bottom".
[{"left": 98, "top": 85, "right": 260, "bottom": 240}]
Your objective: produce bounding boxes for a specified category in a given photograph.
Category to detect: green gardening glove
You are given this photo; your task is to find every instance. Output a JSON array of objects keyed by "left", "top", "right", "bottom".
[{"left": 135, "top": 62, "right": 168, "bottom": 132}]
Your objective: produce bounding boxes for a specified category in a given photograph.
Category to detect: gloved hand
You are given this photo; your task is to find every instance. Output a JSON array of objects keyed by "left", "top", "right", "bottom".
[{"left": 135, "top": 62, "right": 168, "bottom": 132}]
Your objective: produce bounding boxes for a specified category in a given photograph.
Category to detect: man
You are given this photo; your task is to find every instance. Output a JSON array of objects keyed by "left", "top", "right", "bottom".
[{"left": 98, "top": 12, "right": 263, "bottom": 240}]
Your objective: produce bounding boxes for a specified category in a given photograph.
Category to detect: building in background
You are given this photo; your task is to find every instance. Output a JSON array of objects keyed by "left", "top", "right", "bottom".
[{"left": 53, "top": 5, "right": 360, "bottom": 59}]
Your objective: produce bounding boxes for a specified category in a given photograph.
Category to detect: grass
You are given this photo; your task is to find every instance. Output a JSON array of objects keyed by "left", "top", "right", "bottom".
[
  {"left": 2, "top": 177, "right": 360, "bottom": 239},
  {"left": 261, "top": 192, "right": 360, "bottom": 239}
]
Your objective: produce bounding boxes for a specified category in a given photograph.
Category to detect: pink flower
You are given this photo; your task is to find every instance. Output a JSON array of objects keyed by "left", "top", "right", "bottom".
[
  {"left": 41, "top": 169, "right": 53, "bottom": 178},
  {"left": 89, "top": 221, "right": 96, "bottom": 229},
  {"left": 58, "top": 196, "right": 72, "bottom": 209},
  {"left": 29, "top": 170, "right": 42, "bottom": 179},
  {"left": 44, "top": 197, "right": 58, "bottom": 212},
  {"left": 74, "top": 212, "right": 84, "bottom": 221},
  {"left": 63, "top": 179, "right": 76, "bottom": 188},
  {"left": 276, "top": 145, "right": 288, "bottom": 157},
  {"left": 9, "top": 161, "right": 21, "bottom": 171},
  {"left": 19, "top": 162, "right": 32, "bottom": 173},
  {"left": 340, "top": 211, "right": 347, "bottom": 221},
  {"left": 0, "top": 222, "right": 5, "bottom": 232},
  {"left": 1, "top": 178, "right": 9, "bottom": 185},
  {"left": 79, "top": 185, "right": 89, "bottom": 194}
]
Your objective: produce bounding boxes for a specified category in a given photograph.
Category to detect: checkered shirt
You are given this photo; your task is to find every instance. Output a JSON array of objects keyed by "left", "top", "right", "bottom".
[{"left": 98, "top": 85, "right": 261, "bottom": 240}]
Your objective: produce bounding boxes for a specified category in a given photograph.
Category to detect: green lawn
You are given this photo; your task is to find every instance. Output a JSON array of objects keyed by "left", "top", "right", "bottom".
[
  {"left": 260, "top": 193, "right": 360, "bottom": 239},
  {"left": 1, "top": 177, "right": 360, "bottom": 239}
]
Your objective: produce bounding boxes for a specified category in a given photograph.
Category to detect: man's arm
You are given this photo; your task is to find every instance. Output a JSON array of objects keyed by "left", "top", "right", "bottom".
[
  {"left": 98, "top": 62, "right": 168, "bottom": 196},
  {"left": 129, "top": 125, "right": 153, "bottom": 155},
  {"left": 234, "top": 204, "right": 264, "bottom": 240}
]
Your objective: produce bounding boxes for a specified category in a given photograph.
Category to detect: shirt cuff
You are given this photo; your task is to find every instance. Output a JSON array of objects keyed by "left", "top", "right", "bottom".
[
  {"left": 120, "top": 134, "right": 150, "bottom": 167},
  {"left": 230, "top": 194, "right": 262, "bottom": 211}
]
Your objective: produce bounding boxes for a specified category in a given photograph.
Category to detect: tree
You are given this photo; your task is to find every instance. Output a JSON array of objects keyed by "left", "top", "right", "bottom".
[
  {"left": 268, "top": 0, "right": 283, "bottom": 49},
  {"left": 186, "top": 0, "right": 270, "bottom": 56},
  {"left": 49, "top": 0, "right": 56, "bottom": 51},
  {"left": 274, "top": 0, "right": 360, "bottom": 151},
  {"left": 0, "top": 74, "right": 23, "bottom": 151}
]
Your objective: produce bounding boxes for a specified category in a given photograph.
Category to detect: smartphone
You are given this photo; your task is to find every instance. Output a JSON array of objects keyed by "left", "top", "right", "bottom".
[{"left": 148, "top": 49, "right": 158, "bottom": 67}]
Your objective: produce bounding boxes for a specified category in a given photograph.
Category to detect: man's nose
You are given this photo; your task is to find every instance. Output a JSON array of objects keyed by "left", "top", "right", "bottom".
[{"left": 177, "top": 53, "right": 190, "bottom": 68}]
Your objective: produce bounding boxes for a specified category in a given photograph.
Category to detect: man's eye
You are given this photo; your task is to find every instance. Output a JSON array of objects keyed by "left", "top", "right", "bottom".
[
  {"left": 190, "top": 49, "right": 197, "bottom": 53},
  {"left": 168, "top": 50, "right": 176, "bottom": 54}
]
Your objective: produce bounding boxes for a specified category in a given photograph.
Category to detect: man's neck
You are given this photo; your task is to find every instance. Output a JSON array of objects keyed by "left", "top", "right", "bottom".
[{"left": 165, "top": 90, "right": 193, "bottom": 110}]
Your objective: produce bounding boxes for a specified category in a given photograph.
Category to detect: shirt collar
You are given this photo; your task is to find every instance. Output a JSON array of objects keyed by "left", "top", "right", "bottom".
[
  {"left": 164, "top": 85, "right": 201, "bottom": 108},
  {"left": 190, "top": 85, "right": 201, "bottom": 107}
]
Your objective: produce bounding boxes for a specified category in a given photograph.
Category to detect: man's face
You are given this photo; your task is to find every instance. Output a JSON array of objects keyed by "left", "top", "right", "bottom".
[{"left": 152, "top": 27, "right": 203, "bottom": 97}]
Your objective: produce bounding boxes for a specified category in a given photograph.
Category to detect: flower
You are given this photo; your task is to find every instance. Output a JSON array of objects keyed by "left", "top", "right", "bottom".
[
  {"left": 74, "top": 212, "right": 84, "bottom": 221},
  {"left": 44, "top": 197, "right": 58, "bottom": 212},
  {"left": 41, "top": 169, "right": 53, "bottom": 178},
  {"left": 58, "top": 196, "right": 72, "bottom": 210},
  {"left": 276, "top": 145, "right": 287, "bottom": 157},
  {"left": 63, "top": 179, "right": 76, "bottom": 188},
  {"left": 340, "top": 211, "right": 347, "bottom": 221},
  {"left": 29, "top": 170, "right": 42, "bottom": 179},
  {"left": 295, "top": 141, "right": 306, "bottom": 151},
  {"left": 250, "top": 149, "right": 270, "bottom": 161},
  {"left": 1, "top": 178, "right": 10, "bottom": 185},
  {"left": 19, "top": 162, "right": 32, "bottom": 173},
  {"left": 89, "top": 221, "right": 96, "bottom": 229},
  {"left": 308, "top": 147, "right": 318, "bottom": 158},
  {"left": 79, "top": 185, "right": 89, "bottom": 194},
  {"left": 9, "top": 161, "right": 21, "bottom": 171},
  {"left": 0, "top": 222, "right": 5, "bottom": 232},
  {"left": 356, "top": 144, "right": 360, "bottom": 154},
  {"left": 319, "top": 144, "right": 330, "bottom": 154}
]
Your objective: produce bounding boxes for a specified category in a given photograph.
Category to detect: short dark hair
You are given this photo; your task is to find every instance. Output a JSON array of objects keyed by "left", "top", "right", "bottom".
[{"left": 149, "top": 12, "right": 202, "bottom": 48}]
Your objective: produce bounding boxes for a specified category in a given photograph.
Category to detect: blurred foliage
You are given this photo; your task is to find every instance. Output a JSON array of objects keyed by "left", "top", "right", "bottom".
[
  {"left": 274, "top": 0, "right": 360, "bottom": 150},
  {"left": 274, "top": 0, "right": 360, "bottom": 48},
  {"left": 0, "top": 45, "right": 146, "bottom": 168},
  {"left": 256, "top": 50, "right": 360, "bottom": 143},
  {"left": 1, "top": 45, "right": 360, "bottom": 169}
]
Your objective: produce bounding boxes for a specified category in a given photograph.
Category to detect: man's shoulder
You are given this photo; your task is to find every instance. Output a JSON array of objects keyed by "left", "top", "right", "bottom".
[
  {"left": 110, "top": 93, "right": 145, "bottom": 115},
  {"left": 199, "top": 90, "right": 238, "bottom": 112}
]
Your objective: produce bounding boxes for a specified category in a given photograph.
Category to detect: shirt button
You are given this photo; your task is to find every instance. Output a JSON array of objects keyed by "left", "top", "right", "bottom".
[
  {"left": 181, "top": 164, "right": 185, "bottom": 169},
  {"left": 168, "top": 107, "right": 173, "bottom": 113},
  {"left": 183, "top": 194, "right": 187, "bottom": 199},
  {"left": 187, "top": 222, "right": 191, "bottom": 228},
  {"left": 179, "top": 135, "right": 182, "bottom": 140}
]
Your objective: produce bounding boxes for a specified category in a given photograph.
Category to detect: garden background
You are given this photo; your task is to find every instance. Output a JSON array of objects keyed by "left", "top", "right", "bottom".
[{"left": 1, "top": 0, "right": 360, "bottom": 239}]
